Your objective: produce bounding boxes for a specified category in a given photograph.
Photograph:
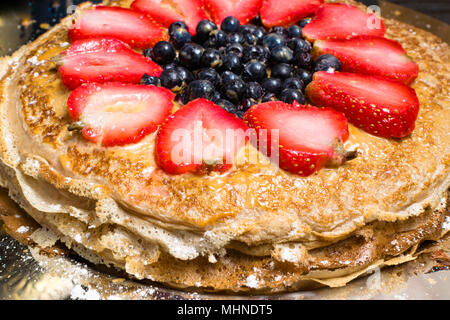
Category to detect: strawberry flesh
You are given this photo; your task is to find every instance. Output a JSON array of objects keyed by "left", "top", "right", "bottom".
[
  {"left": 156, "top": 99, "right": 249, "bottom": 175},
  {"left": 306, "top": 71, "right": 420, "bottom": 138},
  {"left": 204, "top": 0, "right": 262, "bottom": 26},
  {"left": 59, "top": 38, "right": 162, "bottom": 89},
  {"left": 131, "top": 0, "right": 210, "bottom": 35},
  {"left": 303, "top": 3, "right": 386, "bottom": 41},
  {"left": 261, "top": 0, "right": 323, "bottom": 28},
  {"left": 68, "top": 82, "right": 175, "bottom": 146},
  {"left": 244, "top": 101, "right": 350, "bottom": 176},
  {"left": 69, "top": 6, "right": 168, "bottom": 49},
  {"left": 314, "top": 36, "right": 419, "bottom": 84}
]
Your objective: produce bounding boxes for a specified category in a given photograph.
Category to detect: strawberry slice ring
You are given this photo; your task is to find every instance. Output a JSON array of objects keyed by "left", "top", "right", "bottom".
[{"left": 67, "top": 82, "right": 175, "bottom": 147}]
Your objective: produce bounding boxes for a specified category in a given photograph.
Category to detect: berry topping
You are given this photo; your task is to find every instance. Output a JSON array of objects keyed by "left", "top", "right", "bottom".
[
  {"left": 244, "top": 101, "right": 353, "bottom": 176},
  {"left": 188, "top": 80, "right": 216, "bottom": 100},
  {"left": 279, "top": 88, "right": 305, "bottom": 104},
  {"left": 131, "top": 0, "right": 209, "bottom": 36},
  {"left": 179, "top": 43, "right": 205, "bottom": 69},
  {"left": 201, "top": 48, "right": 224, "bottom": 68},
  {"left": 141, "top": 74, "right": 161, "bottom": 86},
  {"left": 313, "top": 36, "right": 419, "bottom": 84},
  {"left": 271, "top": 63, "right": 295, "bottom": 79},
  {"left": 155, "top": 99, "right": 249, "bottom": 174},
  {"left": 306, "top": 71, "right": 420, "bottom": 138},
  {"left": 313, "top": 54, "right": 341, "bottom": 72},
  {"left": 221, "top": 16, "right": 241, "bottom": 33},
  {"left": 242, "top": 60, "right": 267, "bottom": 82},
  {"left": 151, "top": 41, "right": 177, "bottom": 65},
  {"left": 302, "top": 3, "right": 386, "bottom": 41},
  {"left": 205, "top": 0, "right": 262, "bottom": 26},
  {"left": 69, "top": 6, "right": 168, "bottom": 49},
  {"left": 261, "top": 77, "right": 282, "bottom": 94},
  {"left": 261, "top": 0, "right": 323, "bottom": 28},
  {"left": 58, "top": 38, "right": 162, "bottom": 90},
  {"left": 169, "top": 27, "right": 192, "bottom": 48},
  {"left": 196, "top": 20, "right": 218, "bottom": 43},
  {"left": 67, "top": 82, "right": 174, "bottom": 146}
]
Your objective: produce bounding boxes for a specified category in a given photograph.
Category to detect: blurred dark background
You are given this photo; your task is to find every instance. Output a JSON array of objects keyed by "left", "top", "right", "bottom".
[{"left": 0, "top": 0, "right": 448, "bottom": 56}]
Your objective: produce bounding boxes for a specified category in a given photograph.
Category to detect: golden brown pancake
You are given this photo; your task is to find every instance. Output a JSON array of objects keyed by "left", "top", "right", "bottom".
[{"left": 0, "top": 0, "right": 448, "bottom": 293}]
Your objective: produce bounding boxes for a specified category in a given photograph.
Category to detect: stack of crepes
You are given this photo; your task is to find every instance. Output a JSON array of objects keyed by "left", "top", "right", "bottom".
[{"left": 0, "top": 0, "right": 448, "bottom": 293}]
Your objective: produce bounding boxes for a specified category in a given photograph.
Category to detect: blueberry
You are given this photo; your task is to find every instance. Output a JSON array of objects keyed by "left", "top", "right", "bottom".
[
  {"left": 287, "top": 25, "right": 303, "bottom": 38},
  {"left": 143, "top": 47, "right": 153, "bottom": 58},
  {"left": 179, "top": 43, "right": 204, "bottom": 69},
  {"left": 196, "top": 20, "right": 217, "bottom": 42},
  {"left": 215, "top": 98, "right": 236, "bottom": 112},
  {"left": 227, "top": 32, "right": 244, "bottom": 44},
  {"left": 245, "top": 82, "right": 264, "bottom": 100},
  {"left": 279, "top": 88, "right": 305, "bottom": 104},
  {"left": 270, "top": 46, "right": 294, "bottom": 64},
  {"left": 314, "top": 54, "right": 341, "bottom": 72},
  {"left": 243, "top": 45, "right": 266, "bottom": 63},
  {"left": 170, "top": 27, "right": 192, "bottom": 49},
  {"left": 141, "top": 74, "right": 160, "bottom": 86},
  {"left": 175, "top": 92, "right": 188, "bottom": 104},
  {"left": 222, "top": 53, "right": 243, "bottom": 74},
  {"left": 262, "top": 92, "right": 277, "bottom": 102},
  {"left": 269, "top": 26, "right": 287, "bottom": 37},
  {"left": 251, "top": 14, "right": 263, "bottom": 26},
  {"left": 298, "top": 18, "right": 312, "bottom": 27},
  {"left": 296, "top": 68, "right": 313, "bottom": 85},
  {"left": 164, "top": 63, "right": 178, "bottom": 71},
  {"left": 240, "top": 98, "right": 258, "bottom": 112},
  {"left": 295, "top": 52, "right": 313, "bottom": 69},
  {"left": 176, "top": 66, "right": 195, "bottom": 85},
  {"left": 261, "top": 77, "right": 282, "bottom": 94},
  {"left": 221, "top": 71, "right": 240, "bottom": 84},
  {"left": 197, "top": 68, "right": 222, "bottom": 87},
  {"left": 221, "top": 16, "right": 240, "bottom": 33},
  {"left": 242, "top": 60, "right": 267, "bottom": 82},
  {"left": 213, "top": 90, "right": 222, "bottom": 102},
  {"left": 282, "top": 77, "right": 304, "bottom": 91},
  {"left": 206, "top": 29, "right": 227, "bottom": 48},
  {"left": 188, "top": 80, "right": 215, "bottom": 100},
  {"left": 242, "top": 32, "right": 257, "bottom": 46},
  {"left": 239, "top": 24, "right": 257, "bottom": 34},
  {"left": 151, "top": 41, "right": 176, "bottom": 65},
  {"left": 253, "top": 27, "right": 267, "bottom": 45},
  {"left": 201, "top": 48, "right": 223, "bottom": 68},
  {"left": 221, "top": 78, "right": 246, "bottom": 103},
  {"left": 287, "top": 38, "right": 311, "bottom": 54},
  {"left": 160, "top": 69, "right": 183, "bottom": 92},
  {"left": 169, "top": 21, "right": 189, "bottom": 34},
  {"left": 271, "top": 63, "right": 294, "bottom": 79},
  {"left": 225, "top": 43, "right": 244, "bottom": 57},
  {"left": 262, "top": 33, "right": 286, "bottom": 51}
]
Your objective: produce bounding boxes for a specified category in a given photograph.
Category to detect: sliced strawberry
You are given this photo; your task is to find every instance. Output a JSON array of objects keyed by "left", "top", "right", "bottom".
[
  {"left": 243, "top": 101, "right": 352, "bottom": 177},
  {"left": 260, "top": 0, "right": 323, "bottom": 28},
  {"left": 156, "top": 99, "right": 249, "bottom": 175},
  {"left": 313, "top": 36, "right": 419, "bottom": 84},
  {"left": 69, "top": 6, "right": 168, "bottom": 49},
  {"left": 131, "top": 0, "right": 209, "bottom": 35},
  {"left": 306, "top": 71, "right": 420, "bottom": 138},
  {"left": 302, "top": 3, "right": 386, "bottom": 41},
  {"left": 67, "top": 82, "right": 175, "bottom": 147},
  {"left": 58, "top": 38, "right": 162, "bottom": 90},
  {"left": 204, "top": 0, "right": 262, "bottom": 26}
]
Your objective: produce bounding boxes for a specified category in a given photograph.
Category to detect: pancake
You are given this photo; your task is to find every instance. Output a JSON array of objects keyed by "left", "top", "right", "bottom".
[{"left": 0, "top": 0, "right": 448, "bottom": 293}]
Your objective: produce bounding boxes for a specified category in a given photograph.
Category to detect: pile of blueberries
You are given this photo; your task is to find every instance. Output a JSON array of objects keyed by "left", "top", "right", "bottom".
[{"left": 141, "top": 16, "right": 341, "bottom": 118}]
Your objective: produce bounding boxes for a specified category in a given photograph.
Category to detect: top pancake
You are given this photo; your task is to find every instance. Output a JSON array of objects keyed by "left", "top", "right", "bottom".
[{"left": 0, "top": 0, "right": 449, "bottom": 261}]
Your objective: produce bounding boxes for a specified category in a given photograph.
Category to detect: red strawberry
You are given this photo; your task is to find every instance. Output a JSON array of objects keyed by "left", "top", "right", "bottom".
[
  {"left": 302, "top": 3, "right": 386, "bottom": 41},
  {"left": 131, "top": 0, "right": 209, "bottom": 35},
  {"left": 156, "top": 99, "right": 249, "bottom": 175},
  {"left": 313, "top": 36, "right": 419, "bottom": 84},
  {"left": 260, "top": 0, "right": 323, "bottom": 28},
  {"left": 58, "top": 38, "right": 162, "bottom": 90},
  {"left": 306, "top": 71, "right": 420, "bottom": 138},
  {"left": 69, "top": 6, "right": 168, "bottom": 49},
  {"left": 243, "top": 101, "right": 353, "bottom": 177},
  {"left": 204, "top": 0, "right": 262, "bottom": 26},
  {"left": 67, "top": 82, "right": 175, "bottom": 147}
]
